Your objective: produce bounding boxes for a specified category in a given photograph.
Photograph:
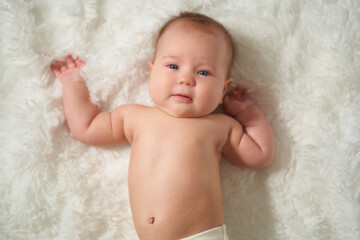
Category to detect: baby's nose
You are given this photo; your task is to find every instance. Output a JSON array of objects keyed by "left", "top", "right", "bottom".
[{"left": 178, "top": 74, "right": 195, "bottom": 87}]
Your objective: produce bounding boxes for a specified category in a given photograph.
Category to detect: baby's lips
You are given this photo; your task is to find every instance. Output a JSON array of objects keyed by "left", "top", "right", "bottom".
[{"left": 172, "top": 93, "right": 193, "bottom": 102}]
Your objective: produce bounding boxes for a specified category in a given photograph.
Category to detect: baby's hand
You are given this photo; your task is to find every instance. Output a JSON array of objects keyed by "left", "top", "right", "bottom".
[
  {"left": 51, "top": 55, "right": 86, "bottom": 84},
  {"left": 222, "top": 85, "right": 254, "bottom": 117}
]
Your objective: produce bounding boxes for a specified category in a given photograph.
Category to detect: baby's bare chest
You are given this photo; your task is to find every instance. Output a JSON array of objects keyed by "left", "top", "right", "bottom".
[
  {"left": 133, "top": 116, "right": 228, "bottom": 155},
  {"left": 128, "top": 116, "right": 228, "bottom": 197}
]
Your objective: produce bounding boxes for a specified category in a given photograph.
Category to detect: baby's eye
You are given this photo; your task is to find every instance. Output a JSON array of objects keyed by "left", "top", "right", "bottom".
[
  {"left": 198, "top": 70, "right": 209, "bottom": 76},
  {"left": 168, "top": 64, "right": 178, "bottom": 70}
]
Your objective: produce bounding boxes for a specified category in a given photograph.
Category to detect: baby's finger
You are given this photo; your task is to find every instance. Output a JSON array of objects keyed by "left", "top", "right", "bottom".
[
  {"left": 235, "top": 85, "right": 242, "bottom": 91},
  {"left": 50, "top": 64, "right": 60, "bottom": 75},
  {"left": 66, "top": 55, "right": 75, "bottom": 68},
  {"left": 57, "top": 61, "right": 67, "bottom": 71},
  {"left": 51, "top": 66, "right": 62, "bottom": 79},
  {"left": 75, "top": 57, "right": 86, "bottom": 68},
  {"left": 239, "top": 89, "right": 248, "bottom": 101},
  {"left": 227, "top": 91, "right": 236, "bottom": 101},
  {"left": 50, "top": 64, "right": 58, "bottom": 71},
  {"left": 243, "top": 89, "right": 249, "bottom": 99}
]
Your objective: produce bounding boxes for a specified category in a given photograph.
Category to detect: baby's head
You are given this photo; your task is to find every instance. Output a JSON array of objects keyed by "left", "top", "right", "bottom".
[
  {"left": 154, "top": 12, "right": 234, "bottom": 74},
  {"left": 149, "top": 12, "right": 234, "bottom": 118}
]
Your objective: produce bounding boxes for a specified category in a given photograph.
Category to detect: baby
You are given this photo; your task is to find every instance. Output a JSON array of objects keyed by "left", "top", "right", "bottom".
[{"left": 51, "top": 12, "right": 275, "bottom": 240}]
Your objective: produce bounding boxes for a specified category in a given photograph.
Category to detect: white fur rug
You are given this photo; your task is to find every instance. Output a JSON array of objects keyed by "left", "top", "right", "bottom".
[{"left": 1, "top": 1, "right": 359, "bottom": 239}]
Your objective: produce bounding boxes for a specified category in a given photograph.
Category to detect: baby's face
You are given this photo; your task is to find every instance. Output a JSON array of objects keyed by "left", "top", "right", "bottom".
[{"left": 148, "top": 20, "right": 232, "bottom": 118}]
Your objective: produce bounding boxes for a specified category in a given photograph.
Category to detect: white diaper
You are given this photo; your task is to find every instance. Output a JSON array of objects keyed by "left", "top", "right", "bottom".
[{"left": 180, "top": 224, "right": 229, "bottom": 240}]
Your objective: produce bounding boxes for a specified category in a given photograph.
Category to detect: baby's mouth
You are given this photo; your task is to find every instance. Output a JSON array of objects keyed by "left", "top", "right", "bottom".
[{"left": 171, "top": 93, "right": 193, "bottom": 102}]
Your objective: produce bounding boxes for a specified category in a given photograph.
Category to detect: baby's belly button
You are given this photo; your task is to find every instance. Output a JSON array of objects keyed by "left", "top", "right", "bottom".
[{"left": 148, "top": 217, "right": 155, "bottom": 224}]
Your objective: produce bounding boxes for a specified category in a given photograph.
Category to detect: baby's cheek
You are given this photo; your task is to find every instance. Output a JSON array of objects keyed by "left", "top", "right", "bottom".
[
  {"left": 202, "top": 87, "right": 223, "bottom": 109},
  {"left": 149, "top": 87, "right": 161, "bottom": 104},
  {"left": 148, "top": 79, "right": 160, "bottom": 102}
]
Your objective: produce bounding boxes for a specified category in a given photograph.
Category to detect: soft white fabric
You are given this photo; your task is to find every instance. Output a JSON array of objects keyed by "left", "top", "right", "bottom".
[
  {"left": 180, "top": 225, "right": 229, "bottom": 240},
  {"left": 0, "top": 1, "right": 359, "bottom": 239}
]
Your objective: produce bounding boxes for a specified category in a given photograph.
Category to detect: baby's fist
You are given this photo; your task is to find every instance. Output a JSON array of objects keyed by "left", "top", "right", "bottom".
[
  {"left": 222, "top": 85, "right": 254, "bottom": 117},
  {"left": 51, "top": 55, "right": 85, "bottom": 84}
]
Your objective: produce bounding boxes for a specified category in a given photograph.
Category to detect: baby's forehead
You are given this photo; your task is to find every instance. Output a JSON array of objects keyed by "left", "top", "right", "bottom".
[
  {"left": 155, "top": 19, "right": 233, "bottom": 70},
  {"left": 156, "top": 19, "right": 232, "bottom": 55}
]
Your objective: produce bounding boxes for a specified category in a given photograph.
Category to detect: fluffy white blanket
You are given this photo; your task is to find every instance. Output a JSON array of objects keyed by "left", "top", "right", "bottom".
[{"left": 1, "top": 1, "right": 359, "bottom": 239}]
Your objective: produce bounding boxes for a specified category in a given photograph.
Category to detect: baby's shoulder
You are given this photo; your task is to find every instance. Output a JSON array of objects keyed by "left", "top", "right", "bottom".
[
  {"left": 207, "top": 113, "right": 242, "bottom": 130},
  {"left": 207, "top": 113, "right": 236, "bottom": 123},
  {"left": 116, "top": 103, "right": 150, "bottom": 115},
  {"left": 115, "top": 104, "right": 153, "bottom": 142},
  {"left": 112, "top": 104, "right": 152, "bottom": 125}
]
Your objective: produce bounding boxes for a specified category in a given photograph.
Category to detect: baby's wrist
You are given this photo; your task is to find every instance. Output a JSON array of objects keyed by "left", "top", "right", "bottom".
[
  {"left": 59, "top": 73, "right": 85, "bottom": 85},
  {"left": 61, "top": 78, "right": 85, "bottom": 85}
]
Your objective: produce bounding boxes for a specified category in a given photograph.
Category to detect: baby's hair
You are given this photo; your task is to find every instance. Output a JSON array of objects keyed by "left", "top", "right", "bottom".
[{"left": 154, "top": 12, "right": 234, "bottom": 76}]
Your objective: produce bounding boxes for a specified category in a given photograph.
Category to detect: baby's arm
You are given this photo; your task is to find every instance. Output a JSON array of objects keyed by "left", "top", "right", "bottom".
[
  {"left": 51, "top": 55, "right": 128, "bottom": 146},
  {"left": 222, "top": 85, "right": 275, "bottom": 168}
]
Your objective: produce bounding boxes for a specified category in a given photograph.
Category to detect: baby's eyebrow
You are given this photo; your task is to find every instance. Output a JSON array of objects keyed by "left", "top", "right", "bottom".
[
  {"left": 198, "top": 61, "right": 216, "bottom": 68},
  {"left": 198, "top": 61, "right": 217, "bottom": 72}
]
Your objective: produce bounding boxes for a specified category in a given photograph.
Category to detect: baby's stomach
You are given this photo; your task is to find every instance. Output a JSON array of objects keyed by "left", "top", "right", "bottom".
[{"left": 128, "top": 152, "right": 224, "bottom": 240}]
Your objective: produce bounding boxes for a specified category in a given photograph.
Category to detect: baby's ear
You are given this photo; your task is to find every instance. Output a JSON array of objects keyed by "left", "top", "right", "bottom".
[
  {"left": 148, "top": 61, "right": 153, "bottom": 72},
  {"left": 223, "top": 77, "right": 233, "bottom": 96},
  {"left": 220, "top": 77, "right": 233, "bottom": 104}
]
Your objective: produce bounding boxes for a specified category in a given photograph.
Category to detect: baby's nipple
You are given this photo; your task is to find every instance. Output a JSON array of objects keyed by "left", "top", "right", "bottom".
[{"left": 148, "top": 217, "right": 155, "bottom": 224}]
